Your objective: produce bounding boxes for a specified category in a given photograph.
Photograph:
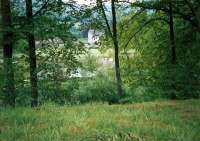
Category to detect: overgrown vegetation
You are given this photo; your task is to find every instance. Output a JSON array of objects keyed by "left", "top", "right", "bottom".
[
  {"left": 0, "top": 0, "right": 200, "bottom": 140},
  {"left": 0, "top": 0, "right": 200, "bottom": 106}
]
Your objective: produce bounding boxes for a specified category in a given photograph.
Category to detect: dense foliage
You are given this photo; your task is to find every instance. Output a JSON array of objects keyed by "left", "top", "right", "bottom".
[{"left": 0, "top": 0, "right": 200, "bottom": 106}]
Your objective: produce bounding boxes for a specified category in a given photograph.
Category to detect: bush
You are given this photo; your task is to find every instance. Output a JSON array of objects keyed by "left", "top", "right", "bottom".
[
  {"left": 73, "top": 75, "right": 119, "bottom": 104},
  {"left": 38, "top": 79, "right": 79, "bottom": 105},
  {"left": 12, "top": 75, "right": 166, "bottom": 106}
]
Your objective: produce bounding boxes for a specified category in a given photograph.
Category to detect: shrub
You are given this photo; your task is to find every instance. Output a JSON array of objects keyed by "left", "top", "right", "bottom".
[{"left": 73, "top": 75, "right": 119, "bottom": 104}]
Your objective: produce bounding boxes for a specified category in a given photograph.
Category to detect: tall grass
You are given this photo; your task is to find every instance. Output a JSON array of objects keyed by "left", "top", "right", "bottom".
[{"left": 1, "top": 100, "right": 200, "bottom": 141}]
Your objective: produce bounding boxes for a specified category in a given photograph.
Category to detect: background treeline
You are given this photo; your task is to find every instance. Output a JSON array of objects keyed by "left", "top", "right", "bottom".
[{"left": 0, "top": 0, "right": 200, "bottom": 107}]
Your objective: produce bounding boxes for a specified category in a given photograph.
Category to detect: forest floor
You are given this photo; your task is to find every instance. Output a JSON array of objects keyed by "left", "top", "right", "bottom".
[{"left": 0, "top": 100, "right": 200, "bottom": 141}]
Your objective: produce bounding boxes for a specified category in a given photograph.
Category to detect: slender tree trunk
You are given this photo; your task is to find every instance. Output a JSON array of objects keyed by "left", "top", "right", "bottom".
[
  {"left": 26, "top": 0, "right": 38, "bottom": 107},
  {"left": 169, "top": 1, "right": 177, "bottom": 99},
  {"left": 0, "top": 0, "right": 2, "bottom": 48},
  {"left": 111, "top": 0, "right": 123, "bottom": 97},
  {"left": 1, "top": 0, "right": 15, "bottom": 107},
  {"left": 169, "top": 1, "right": 176, "bottom": 64}
]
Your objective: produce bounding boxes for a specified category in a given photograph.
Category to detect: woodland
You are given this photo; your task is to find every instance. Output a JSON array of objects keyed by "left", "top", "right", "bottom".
[{"left": 0, "top": 0, "right": 200, "bottom": 140}]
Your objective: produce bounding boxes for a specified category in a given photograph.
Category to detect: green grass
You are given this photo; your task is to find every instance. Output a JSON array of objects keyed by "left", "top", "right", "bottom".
[{"left": 1, "top": 100, "right": 200, "bottom": 141}]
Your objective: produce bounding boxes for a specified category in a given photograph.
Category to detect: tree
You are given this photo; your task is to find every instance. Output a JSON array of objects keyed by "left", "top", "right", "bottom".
[
  {"left": 169, "top": 1, "right": 176, "bottom": 64},
  {"left": 25, "top": 0, "right": 38, "bottom": 107},
  {"left": 111, "top": 0, "right": 124, "bottom": 97},
  {"left": 118, "top": 0, "right": 200, "bottom": 99},
  {"left": 131, "top": 0, "right": 200, "bottom": 32},
  {"left": 98, "top": 0, "right": 124, "bottom": 97},
  {"left": 121, "top": 1, "right": 177, "bottom": 64},
  {"left": 0, "top": 0, "right": 15, "bottom": 106}
]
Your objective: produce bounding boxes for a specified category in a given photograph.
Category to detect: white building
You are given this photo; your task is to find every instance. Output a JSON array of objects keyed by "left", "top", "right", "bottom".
[{"left": 87, "top": 29, "right": 103, "bottom": 45}]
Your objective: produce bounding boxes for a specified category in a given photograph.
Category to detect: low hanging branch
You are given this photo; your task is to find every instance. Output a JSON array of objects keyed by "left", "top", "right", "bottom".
[
  {"left": 119, "top": 8, "right": 145, "bottom": 36},
  {"left": 123, "top": 17, "right": 169, "bottom": 49},
  {"left": 129, "top": 0, "right": 200, "bottom": 31}
]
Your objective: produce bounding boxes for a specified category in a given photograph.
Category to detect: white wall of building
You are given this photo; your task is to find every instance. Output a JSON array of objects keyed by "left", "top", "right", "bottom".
[{"left": 88, "top": 29, "right": 103, "bottom": 45}]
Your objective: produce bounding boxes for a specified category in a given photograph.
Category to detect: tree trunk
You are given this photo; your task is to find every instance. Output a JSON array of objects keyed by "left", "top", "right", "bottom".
[
  {"left": 169, "top": 1, "right": 177, "bottom": 99},
  {"left": 169, "top": 1, "right": 176, "bottom": 64},
  {"left": 1, "top": 0, "right": 15, "bottom": 107},
  {"left": 111, "top": 0, "right": 124, "bottom": 97},
  {"left": 26, "top": 0, "right": 38, "bottom": 107}
]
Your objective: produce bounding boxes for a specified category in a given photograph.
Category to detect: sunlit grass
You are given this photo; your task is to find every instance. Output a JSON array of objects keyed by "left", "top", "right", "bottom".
[{"left": 1, "top": 100, "right": 200, "bottom": 141}]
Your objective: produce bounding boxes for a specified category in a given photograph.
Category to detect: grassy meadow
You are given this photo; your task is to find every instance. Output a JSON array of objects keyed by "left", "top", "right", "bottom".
[{"left": 1, "top": 100, "right": 200, "bottom": 141}]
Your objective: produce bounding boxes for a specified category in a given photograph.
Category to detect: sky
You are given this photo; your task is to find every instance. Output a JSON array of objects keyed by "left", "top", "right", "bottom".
[
  {"left": 63, "top": 0, "right": 135, "bottom": 6},
  {"left": 63, "top": 0, "right": 96, "bottom": 6}
]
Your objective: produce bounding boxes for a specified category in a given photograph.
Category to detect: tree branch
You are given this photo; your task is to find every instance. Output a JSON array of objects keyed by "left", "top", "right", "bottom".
[
  {"left": 123, "top": 17, "right": 169, "bottom": 49},
  {"left": 97, "top": 0, "right": 113, "bottom": 38},
  {"left": 33, "top": 0, "right": 50, "bottom": 17}
]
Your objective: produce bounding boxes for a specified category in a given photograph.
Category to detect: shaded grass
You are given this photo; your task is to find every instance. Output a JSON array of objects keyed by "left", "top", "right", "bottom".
[{"left": 0, "top": 100, "right": 200, "bottom": 141}]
